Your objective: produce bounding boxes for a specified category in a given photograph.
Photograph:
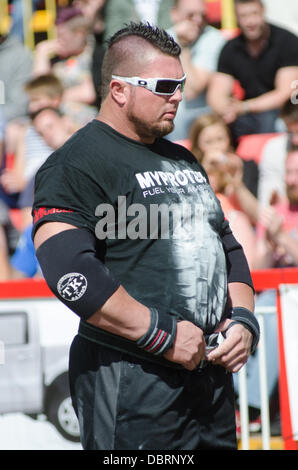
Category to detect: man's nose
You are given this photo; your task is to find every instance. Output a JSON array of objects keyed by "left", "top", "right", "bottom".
[
  {"left": 169, "top": 86, "right": 183, "bottom": 102},
  {"left": 189, "top": 12, "right": 204, "bottom": 25}
]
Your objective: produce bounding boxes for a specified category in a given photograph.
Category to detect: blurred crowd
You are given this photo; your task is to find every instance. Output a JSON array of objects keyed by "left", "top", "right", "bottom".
[{"left": 0, "top": 0, "right": 298, "bottom": 437}]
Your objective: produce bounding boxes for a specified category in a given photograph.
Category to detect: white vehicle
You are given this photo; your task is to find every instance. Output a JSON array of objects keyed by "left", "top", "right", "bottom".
[{"left": 0, "top": 297, "right": 80, "bottom": 442}]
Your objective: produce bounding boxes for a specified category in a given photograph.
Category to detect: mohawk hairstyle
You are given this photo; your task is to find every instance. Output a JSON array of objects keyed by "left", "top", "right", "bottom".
[
  {"left": 106, "top": 21, "right": 181, "bottom": 57},
  {"left": 100, "top": 22, "right": 181, "bottom": 101}
]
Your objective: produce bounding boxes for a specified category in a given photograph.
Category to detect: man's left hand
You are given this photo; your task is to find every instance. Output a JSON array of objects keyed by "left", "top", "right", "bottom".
[{"left": 206, "top": 319, "right": 253, "bottom": 372}]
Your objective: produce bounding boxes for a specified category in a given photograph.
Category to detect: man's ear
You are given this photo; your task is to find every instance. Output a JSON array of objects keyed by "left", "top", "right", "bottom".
[{"left": 110, "top": 79, "right": 128, "bottom": 106}]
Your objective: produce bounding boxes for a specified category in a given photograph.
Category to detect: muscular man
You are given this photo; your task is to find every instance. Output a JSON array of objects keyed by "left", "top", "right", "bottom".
[{"left": 32, "top": 22, "right": 259, "bottom": 450}]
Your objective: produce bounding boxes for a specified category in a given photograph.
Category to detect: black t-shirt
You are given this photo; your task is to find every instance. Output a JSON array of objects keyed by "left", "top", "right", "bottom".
[
  {"left": 217, "top": 23, "right": 298, "bottom": 99},
  {"left": 32, "top": 120, "right": 229, "bottom": 332}
]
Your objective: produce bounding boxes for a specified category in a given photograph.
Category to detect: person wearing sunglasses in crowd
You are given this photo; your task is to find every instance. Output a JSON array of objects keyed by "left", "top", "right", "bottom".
[{"left": 32, "top": 22, "right": 259, "bottom": 450}]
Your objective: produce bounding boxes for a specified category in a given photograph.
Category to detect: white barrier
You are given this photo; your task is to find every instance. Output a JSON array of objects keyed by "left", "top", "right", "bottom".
[{"left": 237, "top": 306, "right": 275, "bottom": 450}]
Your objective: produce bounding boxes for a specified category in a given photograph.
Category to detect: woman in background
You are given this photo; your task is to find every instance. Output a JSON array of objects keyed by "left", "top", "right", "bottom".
[{"left": 189, "top": 113, "right": 258, "bottom": 269}]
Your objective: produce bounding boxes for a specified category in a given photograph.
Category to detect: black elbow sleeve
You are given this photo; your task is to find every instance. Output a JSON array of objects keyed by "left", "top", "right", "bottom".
[{"left": 35, "top": 228, "right": 120, "bottom": 320}]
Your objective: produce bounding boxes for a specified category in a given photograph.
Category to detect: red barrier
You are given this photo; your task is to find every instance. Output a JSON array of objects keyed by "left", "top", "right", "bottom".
[
  {"left": 252, "top": 267, "right": 298, "bottom": 290},
  {"left": 0, "top": 268, "right": 298, "bottom": 449},
  {"left": 252, "top": 268, "right": 298, "bottom": 450},
  {"left": 0, "top": 278, "right": 54, "bottom": 298}
]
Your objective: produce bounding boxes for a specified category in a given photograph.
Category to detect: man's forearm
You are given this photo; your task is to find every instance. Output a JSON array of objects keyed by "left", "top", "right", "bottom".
[
  {"left": 206, "top": 73, "right": 235, "bottom": 116},
  {"left": 87, "top": 285, "right": 151, "bottom": 341},
  {"left": 228, "top": 282, "right": 255, "bottom": 312},
  {"left": 244, "top": 88, "right": 292, "bottom": 114},
  {"left": 180, "top": 47, "right": 210, "bottom": 99}
]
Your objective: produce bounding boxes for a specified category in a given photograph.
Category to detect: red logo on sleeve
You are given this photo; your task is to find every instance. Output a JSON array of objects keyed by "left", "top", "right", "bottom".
[{"left": 33, "top": 207, "right": 74, "bottom": 224}]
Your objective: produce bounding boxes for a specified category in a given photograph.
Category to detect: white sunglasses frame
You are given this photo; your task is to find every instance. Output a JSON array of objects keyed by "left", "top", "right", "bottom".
[{"left": 111, "top": 74, "right": 187, "bottom": 96}]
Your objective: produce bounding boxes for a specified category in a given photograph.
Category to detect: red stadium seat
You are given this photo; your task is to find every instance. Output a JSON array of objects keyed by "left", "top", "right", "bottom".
[
  {"left": 233, "top": 80, "right": 245, "bottom": 100},
  {"left": 205, "top": 0, "right": 222, "bottom": 24},
  {"left": 236, "top": 133, "right": 283, "bottom": 163}
]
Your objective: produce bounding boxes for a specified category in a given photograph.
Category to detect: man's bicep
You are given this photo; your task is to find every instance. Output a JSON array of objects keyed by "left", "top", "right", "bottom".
[
  {"left": 275, "top": 66, "right": 298, "bottom": 92},
  {"left": 34, "top": 222, "right": 78, "bottom": 250}
]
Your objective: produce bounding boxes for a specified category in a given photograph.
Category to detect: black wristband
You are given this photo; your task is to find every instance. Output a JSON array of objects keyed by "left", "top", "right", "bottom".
[
  {"left": 230, "top": 307, "right": 260, "bottom": 354},
  {"left": 136, "top": 307, "right": 177, "bottom": 356}
]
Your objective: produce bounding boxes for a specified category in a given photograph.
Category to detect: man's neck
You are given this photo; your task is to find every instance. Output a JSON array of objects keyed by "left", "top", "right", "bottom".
[
  {"left": 245, "top": 23, "right": 270, "bottom": 58},
  {"left": 97, "top": 107, "right": 155, "bottom": 145}
]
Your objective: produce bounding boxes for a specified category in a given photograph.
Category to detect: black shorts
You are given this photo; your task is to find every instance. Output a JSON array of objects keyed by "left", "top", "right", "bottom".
[{"left": 69, "top": 334, "right": 237, "bottom": 450}]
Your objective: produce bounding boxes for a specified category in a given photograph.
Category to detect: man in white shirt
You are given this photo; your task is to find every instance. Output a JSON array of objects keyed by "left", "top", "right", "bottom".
[{"left": 258, "top": 100, "right": 298, "bottom": 205}]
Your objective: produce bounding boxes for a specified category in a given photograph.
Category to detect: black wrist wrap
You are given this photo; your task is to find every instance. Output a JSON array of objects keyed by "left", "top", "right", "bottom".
[
  {"left": 230, "top": 307, "right": 260, "bottom": 354},
  {"left": 136, "top": 307, "right": 177, "bottom": 356}
]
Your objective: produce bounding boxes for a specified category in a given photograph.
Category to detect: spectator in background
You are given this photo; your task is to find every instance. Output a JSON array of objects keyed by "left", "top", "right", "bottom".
[
  {"left": 0, "top": 108, "right": 4, "bottom": 168},
  {"left": 167, "top": 0, "right": 226, "bottom": 141},
  {"left": 258, "top": 99, "right": 298, "bottom": 206},
  {"left": 201, "top": 153, "right": 256, "bottom": 271},
  {"left": 0, "top": 27, "right": 32, "bottom": 247},
  {"left": 255, "top": 149, "right": 298, "bottom": 269},
  {"left": 0, "top": 105, "right": 76, "bottom": 281},
  {"left": 31, "top": 107, "right": 75, "bottom": 152},
  {"left": 0, "top": 30, "right": 32, "bottom": 125},
  {"left": 189, "top": 113, "right": 259, "bottom": 225},
  {"left": 1, "top": 74, "right": 77, "bottom": 201},
  {"left": 33, "top": 6, "right": 97, "bottom": 118},
  {"left": 0, "top": 30, "right": 32, "bottom": 213},
  {"left": 207, "top": 0, "right": 298, "bottom": 145},
  {"left": 234, "top": 149, "right": 298, "bottom": 433},
  {"left": 11, "top": 107, "right": 75, "bottom": 280},
  {"left": 0, "top": 197, "right": 20, "bottom": 279},
  {"left": 103, "top": 0, "right": 174, "bottom": 41},
  {"left": 73, "top": 0, "right": 107, "bottom": 108},
  {"left": 5, "top": 73, "right": 64, "bottom": 157}
]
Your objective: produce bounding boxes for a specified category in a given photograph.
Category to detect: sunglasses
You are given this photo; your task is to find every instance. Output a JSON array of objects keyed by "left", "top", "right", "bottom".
[{"left": 111, "top": 74, "right": 186, "bottom": 96}]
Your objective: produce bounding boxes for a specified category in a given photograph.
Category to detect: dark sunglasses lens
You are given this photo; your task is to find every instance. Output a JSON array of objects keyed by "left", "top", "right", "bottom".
[{"left": 156, "top": 79, "right": 181, "bottom": 94}]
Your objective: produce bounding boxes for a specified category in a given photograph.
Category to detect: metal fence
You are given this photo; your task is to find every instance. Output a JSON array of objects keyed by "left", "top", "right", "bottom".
[{"left": 237, "top": 306, "right": 275, "bottom": 450}]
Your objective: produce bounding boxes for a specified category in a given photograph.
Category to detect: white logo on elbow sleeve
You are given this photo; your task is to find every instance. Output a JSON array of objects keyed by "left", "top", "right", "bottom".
[{"left": 57, "top": 273, "right": 88, "bottom": 301}]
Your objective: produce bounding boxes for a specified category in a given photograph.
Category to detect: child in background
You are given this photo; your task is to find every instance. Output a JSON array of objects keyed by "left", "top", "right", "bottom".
[
  {"left": 0, "top": 106, "right": 76, "bottom": 281},
  {"left": 31, "top": 107, "right": 75, "bottom": 152},
  {"left": 1, "top": 74, "right": 77, "bottom": 200},
  {"left": 0, "top": 75, "right": 78, "bottom": 277}
]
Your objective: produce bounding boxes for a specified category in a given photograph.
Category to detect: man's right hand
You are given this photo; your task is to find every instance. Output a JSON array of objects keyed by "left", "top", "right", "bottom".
[{"left": 164, "top": 321, "right": 206, "bottom": 370}]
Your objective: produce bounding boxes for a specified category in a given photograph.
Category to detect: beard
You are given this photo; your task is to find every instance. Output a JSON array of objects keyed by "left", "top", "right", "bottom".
[
  {"left": 286, "top": 187, "right": 298, "bottom": 206},
  {"left": 126, "top": 93, "right": 175, "bottom": 140},
  {"left": 127, "top": 111, "right": 175, "bottom": 140}
]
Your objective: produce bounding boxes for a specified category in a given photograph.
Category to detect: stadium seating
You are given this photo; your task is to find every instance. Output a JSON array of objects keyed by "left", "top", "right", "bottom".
[{"left": 236, "top": 133, "right": 283, "bottom": 163}]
